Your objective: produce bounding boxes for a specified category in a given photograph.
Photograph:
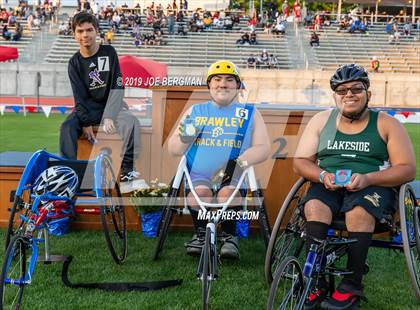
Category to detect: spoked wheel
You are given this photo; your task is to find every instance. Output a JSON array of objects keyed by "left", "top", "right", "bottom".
[
  {"left": 399, "top": 184, "right": 420, "bottom": 301},
  {"left": 202, "top": 226, "right": 213, "bottom": 310},
  {"left": 153, "top": 187, "right": 179, "bottom": 260},
  {"left": 99, "top": 156, "right": 127, "bottom": 264},
  {"left": 0, "top": 235, "right": 31, "bottom": 310},
  {"left": 265, "top": 178, "right": 309, "bottom": 284},
  {"left": 267, "top": 256, "right": 305, "bottom": 310},
  {"left": 5, "top": 192, "right": 32, "bottom": 250}
]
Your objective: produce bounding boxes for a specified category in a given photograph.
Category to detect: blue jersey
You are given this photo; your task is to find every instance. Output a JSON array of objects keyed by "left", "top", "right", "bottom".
[{"left": 186, "top": 101, "right": 255, "bottom": 181}]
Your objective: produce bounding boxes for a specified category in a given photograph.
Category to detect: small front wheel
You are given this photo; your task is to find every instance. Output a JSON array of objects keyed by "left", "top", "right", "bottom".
[
  {"left": 0, "top": 235, "right": 31, "bottom": 310},
  {"left": 267, "top": 256, "right": 305, "bottom": 310}
]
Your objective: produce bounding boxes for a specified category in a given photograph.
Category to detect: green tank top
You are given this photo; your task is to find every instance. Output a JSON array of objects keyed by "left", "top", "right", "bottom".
[{"left": 317, "top": 109, "right": 390, "bottom": 174}]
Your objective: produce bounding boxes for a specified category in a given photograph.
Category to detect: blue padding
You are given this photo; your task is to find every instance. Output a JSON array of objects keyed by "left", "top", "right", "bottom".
[{"left": 0, "top": 151, "right": 34, "bottom": 167}]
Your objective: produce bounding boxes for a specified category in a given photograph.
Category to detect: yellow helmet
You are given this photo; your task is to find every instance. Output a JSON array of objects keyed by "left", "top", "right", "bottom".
[{"left": 206, "top": 60, "right": 241, "bottom": 86}]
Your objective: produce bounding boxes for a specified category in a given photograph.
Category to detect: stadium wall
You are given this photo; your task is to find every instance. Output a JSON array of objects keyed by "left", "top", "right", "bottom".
[{"left": 1, "top": 63, "right": 419, "bottom": 107}]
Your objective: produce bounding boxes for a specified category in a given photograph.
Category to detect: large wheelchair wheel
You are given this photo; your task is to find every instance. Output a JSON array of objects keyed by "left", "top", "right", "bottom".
[
  {"left": 0, "top": 235, "right": 31, "bottom": 310},
  {"left": 5, "top": 191, "right": 32, "bottom": 250},
  {"left": 265, "top": 178, "right": 308, "bottom": 284},
  {"left": 153, "top": 186, "right": 179, "bottom": 260},
  {"left": 267, "top": 256, "right": 305, "bottom": 310},
  {"left": 399, "top": 183, "right": 420, "bottom": 301},
  {"left": 99, "top": 156, "right": 127, "bottom": 264}
]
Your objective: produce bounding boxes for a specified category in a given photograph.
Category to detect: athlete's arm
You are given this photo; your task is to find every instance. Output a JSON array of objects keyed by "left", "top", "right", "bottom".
[
  {"left": 168, "top": 106, "right": 194, "bottom": 156},
  {"left": 236, "top": 108, "right": 270, "bottom": 166},
  {"left": 103, "top": 46, "right": 124, "bottom": 121},
  {"left": 347, "top": 113, "right": 416, "bottom": 190}
]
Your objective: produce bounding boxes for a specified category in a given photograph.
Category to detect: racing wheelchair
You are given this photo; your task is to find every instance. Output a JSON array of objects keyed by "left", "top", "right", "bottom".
[
  {"left": 0, "top": 150, "right": 126, "bottom": 309},
  {"left": 265, "top": 178, "right": 420, "bottom": 309},
  {"left": 152, "top": 156, "right": 271, "bottom": 309}
]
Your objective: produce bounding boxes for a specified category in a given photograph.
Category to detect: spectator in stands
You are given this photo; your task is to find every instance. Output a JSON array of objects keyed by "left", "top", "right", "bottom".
[
  {"left": 269, "top": 54, "right": 279, "bottom": 69},
  {"left": 272, "top": 21, "right": 286, "bottom": 36},
  {"left": 133, "top": 33, "right": 141, "bottom": 47},
  {"left": 177, "top": 23, "right": 186, "bottom": 35},
  {"left": 168, "top": 12, "right": 175, "bottom": 35},
  {"left": 213, "top": 15, "right": 223, "bottom": 28},
  {"left": 105, "top": 28, "right": 113, "bottom": 44},
  {"left": 293, "top": 1, "right": 301, "bottom": 24},
  {"left": 11, "top": 22, "right": 23, "bottom": 41},
  {"left": 224, "top": 15, "right": 233, "bottom": 30},
  {"left": 304, "top": 13, "right": 313, "bottom": 28},
  {"left": 1, "top": 8, "right": 10, "bottom": 24},
  {"left": 248, "top": 15, "right": 257, "bottom": 32},
  {"left": 236, "top": 32, "right": 250, "bottom": 46},
  {"left": 314, "top": 14, "right": 321, "bottom": 31},
  {"left": 2, "top": 24, "right": 12, "bottom": 40},
  {"left": 250, "top": 31, "right": 257, "bottom": 45},
  {"left": 258, "top": 49, "right": 270, "bottom": 67},
  {"left": 247, "top": 54, "right": 257, "bottom": 68},
  {"left": 203, "top": 15, "right": 212, "bottom": 29},
  {"left": 371, "top": 56, "right": 380, "bottom": 73},
  {"left": 176, "top": 10, "right": 184, "bottom": 22},
  {"left": 7, "top": 13, "right": 17, "bottom": 27},
  {"left": 195, "top": 18, "right": 204, "bottom": 32},
  {"left": 59, "top": 21, "right": 70, "bottom": 35},
  {"left": 282, "top": 0, "right": 289, "bottom": 18},
  {"left": 403, "top": 22, "right": 411, "bottom": 36},
  {"left": 310, "top": 31, "right": 319, "bottom": 47},
  {"left": 146, "top": 13, "right": 153, "bottom": 25},
  {"left": 33, "top": 13, "right": 41, "bottom": 29}
]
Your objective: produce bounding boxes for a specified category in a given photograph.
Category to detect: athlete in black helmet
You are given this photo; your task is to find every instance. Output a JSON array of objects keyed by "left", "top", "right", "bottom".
[
  {"left": 293, "top": 64, "right": 416, "bottom": 309},
  {"left": 329, "top": 64, "right": 370, "bottom": 122}
]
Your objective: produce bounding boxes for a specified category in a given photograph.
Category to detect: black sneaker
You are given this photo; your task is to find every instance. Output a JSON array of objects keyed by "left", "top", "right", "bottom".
[
  {"left": 185, "top": 233, "right": 205, "bottom": 257},
  {"left": 321, "top": 288, "right": 360, "bottom": 310},
  {"left": 120, "top": 170, "right": 141, "bottom": 183},
  {"left": 220, "top": 234, "right": 240, "bottom": 259}
]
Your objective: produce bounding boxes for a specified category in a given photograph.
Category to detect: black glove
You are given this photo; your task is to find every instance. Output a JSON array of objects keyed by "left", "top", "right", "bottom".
[
  {"left": 211, "top": 159, "right": 244, "bottom": 187},
  {"left": 179, "top": 116, "right": 197, "bottom": 144}
]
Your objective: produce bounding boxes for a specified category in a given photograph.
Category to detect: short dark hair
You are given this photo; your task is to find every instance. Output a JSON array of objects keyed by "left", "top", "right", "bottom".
[{"left": 72, "top": 12, "right": 99, "bottom": 33}]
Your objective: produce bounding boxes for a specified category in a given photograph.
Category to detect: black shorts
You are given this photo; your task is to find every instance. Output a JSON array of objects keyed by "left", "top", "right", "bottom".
[{"left": 302, "top": 183, "right": 397, "bottom": 221}]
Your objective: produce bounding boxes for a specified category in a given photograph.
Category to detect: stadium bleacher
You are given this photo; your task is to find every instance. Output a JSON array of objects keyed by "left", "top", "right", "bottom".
[
  {"left": 305, "top": 23, "right": 420, "bottom": 74},
  {"left": 0, "top": 19, "right": 38, "bottom": 57},
  {"left": 44, "top": 17, "right": 292, "bottom": 69}
]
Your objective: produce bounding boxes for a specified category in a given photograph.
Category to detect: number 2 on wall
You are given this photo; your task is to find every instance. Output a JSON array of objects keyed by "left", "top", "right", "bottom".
[{"left": 272, "top": 137, "right": 288, "bottom": 159}]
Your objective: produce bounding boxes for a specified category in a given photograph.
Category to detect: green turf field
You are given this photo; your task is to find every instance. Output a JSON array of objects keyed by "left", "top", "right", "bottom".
[
  {"left": 0, "top": 113, "right": 419, "bottom": 309},
  {"left": 0, "top": 231, "right": 418, "bottom": 310}
]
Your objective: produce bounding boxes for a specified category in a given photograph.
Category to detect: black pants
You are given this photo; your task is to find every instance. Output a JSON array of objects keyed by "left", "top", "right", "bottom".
[{"left": 59, "top": 110, "right": 141, "bottom": 172}]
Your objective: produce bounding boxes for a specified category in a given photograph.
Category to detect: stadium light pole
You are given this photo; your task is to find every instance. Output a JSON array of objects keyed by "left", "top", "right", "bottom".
[{"left": 337, "top": 0, "right": 342, "bottom": 21}]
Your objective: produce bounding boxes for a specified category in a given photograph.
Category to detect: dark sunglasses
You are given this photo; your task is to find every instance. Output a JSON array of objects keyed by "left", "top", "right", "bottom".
[{"left": 335, "top": 85, "right": 366, "bottom": 95}]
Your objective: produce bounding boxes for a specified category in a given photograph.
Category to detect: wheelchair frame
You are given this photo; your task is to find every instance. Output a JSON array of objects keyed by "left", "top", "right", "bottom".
[
  {"left": 152, "top": 156, "right": 271, "bottom": 309},
  {"left": 265, "top": 177, "right": 420, "bottom": 307},
  {"left": 0, "top": 150, "right": 127, "bottom": 309}
]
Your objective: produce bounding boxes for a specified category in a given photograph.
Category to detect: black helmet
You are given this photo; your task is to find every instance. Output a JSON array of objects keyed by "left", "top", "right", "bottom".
[{"left": 330, "top": 64, "right": 370, "bottom": 90}]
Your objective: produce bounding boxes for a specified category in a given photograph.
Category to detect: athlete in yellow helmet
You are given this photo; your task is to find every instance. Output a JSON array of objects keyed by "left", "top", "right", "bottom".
[
  {"left": 168, "top": 60, "right": 270, "bottom": 259},
  {"left": 206, "top": 60, "right": 241, "bottom": 87}
]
